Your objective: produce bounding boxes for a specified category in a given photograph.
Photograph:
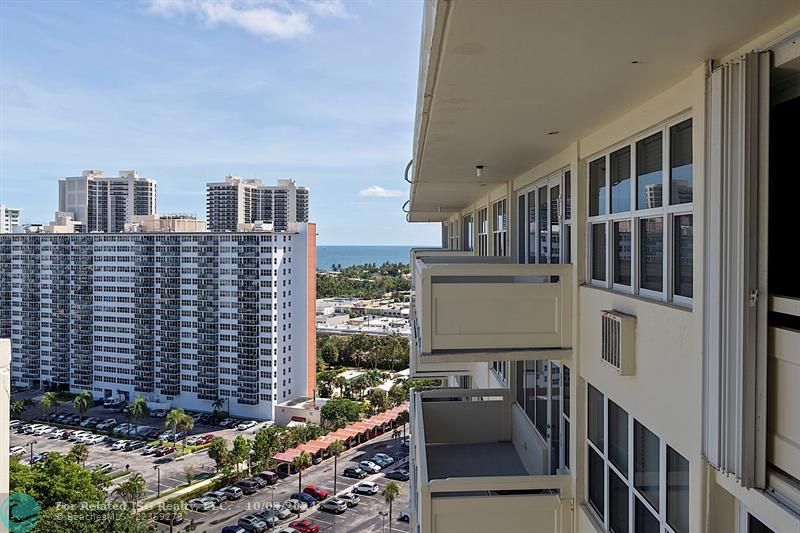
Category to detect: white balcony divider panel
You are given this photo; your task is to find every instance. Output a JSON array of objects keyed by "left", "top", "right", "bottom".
[
  {"left": 704, "top": 52, "right": 770, "bottom": 488},
  {"left": 768, "top": 325, "right": 800, "bottom": 484}
]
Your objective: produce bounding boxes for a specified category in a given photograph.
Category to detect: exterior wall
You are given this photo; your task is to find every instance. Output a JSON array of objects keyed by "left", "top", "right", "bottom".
[
  {"left": 305, "top": 223, "right": 317, "bottom": 397},
  {"left": 1, "top": 339, "right": 10, "bottom": 499},
  {"left": 206, "top": 176, "right": 310, "bottom": 232},
  {"left": 0, "top": 204, "right": 22, "bottom": 234},
  {"left": 0, "top": 227, "right": 313, "bottom": 420}
]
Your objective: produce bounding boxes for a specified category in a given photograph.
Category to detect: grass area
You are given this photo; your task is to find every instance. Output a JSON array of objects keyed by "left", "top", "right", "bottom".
[
  {"left": 144, "top": 440, "right": 212, "bottom": 457},
  {"left": 108, "top": 469, "right": 131, "bottom": 481}
]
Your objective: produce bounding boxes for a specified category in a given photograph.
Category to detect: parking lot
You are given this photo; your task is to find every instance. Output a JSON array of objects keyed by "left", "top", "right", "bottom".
[{"left": 158, "top": 433, "right": 411, "bottom": 533}]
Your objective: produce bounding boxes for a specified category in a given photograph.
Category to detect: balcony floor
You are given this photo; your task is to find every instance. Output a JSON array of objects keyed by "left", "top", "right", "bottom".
[{"left": 426, "top": 442, "right": 527, "bottom": 479}]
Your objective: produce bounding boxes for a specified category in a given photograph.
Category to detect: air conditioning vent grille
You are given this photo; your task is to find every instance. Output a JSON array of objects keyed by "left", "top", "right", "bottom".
[{"left": 601, "top": 310, "right": 635, "bottom": 375}]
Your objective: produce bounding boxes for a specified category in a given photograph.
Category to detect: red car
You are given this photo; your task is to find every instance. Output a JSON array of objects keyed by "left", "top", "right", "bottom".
[
  {"left": 289, "top": 520, "right": 320, "bottom": 533},
  {"left": 155, "top": 446, "right": 176, "bottom": 457},
  {"left": 303, "top": 485, "right": 329, "bottom": 500},
  {"left": 195, "top": 434, "right": 214, "bottom": 445}
]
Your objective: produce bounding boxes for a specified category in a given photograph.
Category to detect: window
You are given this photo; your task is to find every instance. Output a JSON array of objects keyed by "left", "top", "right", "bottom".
[
  {"left": 538, "top": 186, "right": 548, "bottom": 262},
  {"left": 477, "top": 208, "right": 488, "bottom": 256},
  {"left": 492, "top": 199, "right": 507, "bottom": 256},
  {"left": 635, "top": 498, "right": 660, "bottom": 533},
  {"left": 609, "top": 470, "right": 629, "bottom": 533},
  {"left": 462, "top": 213, "right": 474, "bottom": 252},
  {"left": 517, "top": 169, "right": 569, "bottom": 265},
  {"left": 634, "top": 420, "right": 660, "bottom": 511},
  {"left": 588, "top": 384, "right": 604, "bottom": 450},
  {"left": 587, "top": 118, "right": 693, "bottom": 304},
  {"left": 667, "top": 446, "right": 690, "bottom": 533},
  {"left": 588, "top": 447, "right": 605, "bottom": 520},
  {"left": 608, "top": 400, "right": 628, "bottom": 476}
]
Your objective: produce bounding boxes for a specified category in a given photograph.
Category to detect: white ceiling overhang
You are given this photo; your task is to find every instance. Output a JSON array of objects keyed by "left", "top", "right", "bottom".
[{"left": 407, "top": 0, "right": 800, "bottom": 222}]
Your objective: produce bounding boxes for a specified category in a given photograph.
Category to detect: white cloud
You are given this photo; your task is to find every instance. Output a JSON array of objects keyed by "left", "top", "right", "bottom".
[
  {"left": 359, "top": 185, "right": 404, "bottom": 198},
  {"left": 145, "top": 0, "right": 345, "bottom": 39}
]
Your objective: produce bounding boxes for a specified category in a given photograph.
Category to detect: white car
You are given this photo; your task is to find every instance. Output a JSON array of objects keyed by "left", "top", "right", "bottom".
[
  {"left": 282, "top": 498, "right": 308, "bottom": 513},
  {"left": 142, "top": 444, "right": 160, "bottom": 455},
  {"left": 49, "top": 429, "right": 66, "bottom": 439},
  {"left": 359, "top": 460, "right": 381, "bottom": 473},
  {"left": 275, "top": 528, "right": 300, "bottom": 533},
  {"left": 402, "top": 436, "right": 410, "bottom": 447},
  {"left": 9, "top": 446, "right": 26, "bottom": 457},
  {"left": 34, "top": 426, "right": 55, "bottom": 436},
  {"left": 86, "top": 435, "right": 107, "bottom": 445},
  {"left": 187, "top": 498, "right": 214, "bottom": 511},
  {"left": 96, "top": 418, "right": 117, "bottom": 430},
  {"left": 265, "top": 503, "right": 292, "bottom": 520},
  {"left": 372, "top": 453, "right": 395, "bottom": 465},
  {"left": 236, "top": 420, "right": 257, "bottom": 431},
  {"left": 91, "top": 463, "right": 113, "bottom": 473},
  {"left": 354, "top": 481, "right": 380, "bottom": 495},
  {"left": 10, "top": 420, "right": 22, "bottom": 428},
  {"left": 111, "top": 440, "right": 129, "bottom": 451},
  {"left": 68, "top": 430, "right": 91, "bottom": 441}
]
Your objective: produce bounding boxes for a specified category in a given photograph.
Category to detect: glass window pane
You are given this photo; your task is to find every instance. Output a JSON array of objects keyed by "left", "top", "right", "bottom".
[
  {"left": 609, "top": 400, "right": 628, "bottom": 476},
  {"left": 462, "top": 214, "right": 473, "bottom": 252},
  {"left": 748, "top": 515, "right": 776, "bottom": 533},
  {"left": 563, "top": 224, "right": 571, "bottom": 265},
  {"left": 637, "top": 132, "right": 663, "bottom": 209},
  {"left": 562, "top": 365, "right": 570, "bottom": 417},
  {"left": 610, "top": 146, "right": 631, "bottom": 213},
  {"left": 634, "top": 420, "right": 660, "bottom": 511},
  {"left": 535, "top": 360, "right": 548, "bottom": 438},
  {"left": 518, "top": 195, "right": 526, "bottom": 264},
  {"left": 588, "top": 447, "right": 605, "bottom": 520},
  {"left": 670, "top": 119, "right": 693, "bottom": 204},
  {"left": 613, "top": 220, "right": 632, "bottom": 286},
  {"left": 550, "top": 186, "right": 560, "bottom": 264},
  {"left": 635, "top": 497, "right": 660, "bottom": 533},
  {"left": 588, "top": 383, "right": 604, "bottom": 450},
  {"left": 590, "top": 158, "right": 607, "bottom": 216},
  {"left": 592, "top": 223, "right": 606, "bottom": 281},
  {"left": 538, "top": 186, "right": 548, "bottom": 263},
  {"left": 564, "top": 419, "right": 570, "bottom": 470},
  {"left": 609, "top": 470, "right": 629, "bottom": 533},
  {"left": 639, "top": 217, "right": 663, "bottom": 292},
  {"left": 674, "top": 215, "right": 693, "bottom": 298},
  {"left": 527, "top": 191, "right": 536, "bottom": 264},
  {"left": 564, "top": 170, "right": 572, "bottom": 220},
  {"left": 550, "top": 364, "right": 561, "bottom": 474},
  {"left": 667, "top": 446, "right": 690, "bottom": 533}
]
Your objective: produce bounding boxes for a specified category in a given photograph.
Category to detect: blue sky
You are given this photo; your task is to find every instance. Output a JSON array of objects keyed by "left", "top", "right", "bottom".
[{"left": 0, "top": 0, "right": 438, "bottom": 245}]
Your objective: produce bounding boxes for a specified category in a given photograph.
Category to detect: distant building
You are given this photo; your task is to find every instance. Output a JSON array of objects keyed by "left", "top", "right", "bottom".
[
  {"left": 124, "top": 213, "right": 207, "bottom": 233},
  {"left": 0, "top": 204, "right": 21, "bottom": 234},
  {"left": 58, "top": 170, "right": 157, "bottom": 232},
  {"left": 206, "top": 176, "right": 309, "bottom": 232}
]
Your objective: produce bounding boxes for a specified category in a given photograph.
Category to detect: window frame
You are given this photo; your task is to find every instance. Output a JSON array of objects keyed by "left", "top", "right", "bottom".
[
  {"left": 476, "top": 207, "right": 489, "bottom": 257},
  {"left": 586, "top": 115, "right": 693, "bottom": 306},
  {"left": 462, "top": 212, "right": 474, "bottom": 252},
  {"left": 491, "top": 198, "right": 507, "bottom": 257},
  {"left": 516, "top": 168, "right": 569, "bottom": 266}
]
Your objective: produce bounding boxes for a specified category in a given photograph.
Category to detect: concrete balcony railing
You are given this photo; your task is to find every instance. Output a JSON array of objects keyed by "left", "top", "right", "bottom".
[
  {"left": 411, "top": 251, "right": 572, "bottom": 365},
  {"left": 410, "top": 388, "right": 573, "bottom": 533}
]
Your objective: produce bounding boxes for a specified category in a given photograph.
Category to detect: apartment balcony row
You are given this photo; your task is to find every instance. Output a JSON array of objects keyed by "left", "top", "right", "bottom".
[
  {"left": 411, "top": 388, "right": 572, "bottom": 532},
  {"left": 409, "top": 249, "right": 572, "bottom": 377}
]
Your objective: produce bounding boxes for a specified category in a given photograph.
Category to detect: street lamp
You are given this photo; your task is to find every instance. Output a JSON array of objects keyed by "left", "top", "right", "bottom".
[
  {"left": 27, "top": 440, "right": 37, "bottom": 462},
  {"left": 153, "top": 465, "right": 161, "bottom": 498},
  {"left": 379, "top": 511, "right": 389, "bottom": 533},
  {"left": 266, "top": 486, "right": 276, "bottom": 531}
]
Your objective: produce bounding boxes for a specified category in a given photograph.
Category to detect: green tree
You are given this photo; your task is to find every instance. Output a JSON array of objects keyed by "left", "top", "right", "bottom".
[
  {"left": 328, "top": 439, "right": 345, "bottom": 495},
  {"left": 211, "top": 398, "right": 225, "bottom": 418},
  {"left": 36, "top": 504, "right": 155, "bottom": 533},
  {"left": 10, "top": 453, "right": 108, "bottom": 510},
  {"left": 179, "top": 412, "right": 194, "bottom": 448},
  {"left": 388, "top": 383, "right": 407, "bottom": 407},
  {"left": 321, "top": 398, "right": 363, "bottom": 429},
  {"left": 10, "top": 399, "right": 33, "bottom": 419},
  {"left": 383, "top": 481, "right": 401, "bottom": 526},
  {"left": 164, "top": 408, "right": 186, "bottom": 445},
  {"left": 40, "top": 391, "right": 60, "bottom": 417},
  {"left": 72, "top": 390, "right": 94, "bottom": 425},
  {"left": 113, "top": 472, "right": 147, "bottom": 509},
  {"left": 252, "top": 427, "right": 281, "bottom": 471},
  {"left": 366, "top": 388, "right": 389, "bottom": 415},
  {"left": 69, "top": 443, "right": 89, "bottom": 466},
  {"left": 292, "top": 451, "right": 313, "bottom": 494},
  {"left": 129, "top": 395, "right": 148, "bottom": 424},
  {"left": 183, "top": 464, "right": 196, "bottom": 486},
  {"left": 207, "top": 436, "right": 229, "bottom": 473},
  {"left": 231, "top": 435, "right": 251, "bottom": 478}
]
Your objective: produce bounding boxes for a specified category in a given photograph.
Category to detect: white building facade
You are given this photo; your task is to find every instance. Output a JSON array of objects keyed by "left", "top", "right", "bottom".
[
  {"left": 0, "top": 204, "right": 22, "bottom": 234},
  {"left": 58, "top": 170, "right": 157, "bottom": 232},
  {"left": 405, "top": 3, "right": 800, "bottom": 533},
  {"left": 206, "top": 176, "right": 310, "bottom": 232},
  {"left": 0, "top": 224, "right": 317, "bottom": 420}
]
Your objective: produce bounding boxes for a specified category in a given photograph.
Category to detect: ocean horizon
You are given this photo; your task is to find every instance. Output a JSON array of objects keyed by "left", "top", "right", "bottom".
[{"left": 316, "top": 245, "right": 432, "bottom": 270}]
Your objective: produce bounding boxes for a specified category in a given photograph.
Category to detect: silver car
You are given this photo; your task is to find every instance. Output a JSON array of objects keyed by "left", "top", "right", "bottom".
[{"left": 321, "top": 498, "right": 348, "bottom": 514}]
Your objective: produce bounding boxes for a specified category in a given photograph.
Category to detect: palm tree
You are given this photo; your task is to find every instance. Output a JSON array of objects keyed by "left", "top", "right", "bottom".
[
  {"left": 179, "top": 413, "right": 194, "bottom": 449},
  {"left": 10, "top": 399, "right": 33, "bottom": 419},
  {"left": 72, "top": 390, "right": 93, "bottom": 425},
  {"left": 40, "top": 391, "right": 60, "bottom": 418},
  {"left": 69, "top": 443, "right": 89, "bottom": 466},
  {"left": 292, "top": 451, "right": 313, "bottom": 494},
  {"left": 129, "top": 395, "right": 148, "bottom": 425},
  {"left": 165, "top": 408, "right": 185, "bottom": 446},
  {"left": 383, "top": 481, "right": 401, "bottom": 528},
  {"left": 211, "top": 398, "right": 225, "bottom": 419},
  {"left": 366, "top": 388, "right": 388, "bottom": 415},
  {"left": 328, "top": 440, "right": 345, "bottom": 495},
  {"left": 113, "top": 473, "right": 146, "bottom": 509}
]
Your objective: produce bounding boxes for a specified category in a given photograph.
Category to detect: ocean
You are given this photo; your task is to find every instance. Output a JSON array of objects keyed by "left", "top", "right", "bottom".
[{"left": 316, "top": 245, "right": 415, "bottom": 271}]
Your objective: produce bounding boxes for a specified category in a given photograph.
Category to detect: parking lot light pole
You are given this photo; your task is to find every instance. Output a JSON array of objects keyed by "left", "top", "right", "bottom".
[
  {"left": 267, "top": 486, "right": 275, "bottom": 531},
  {"left": 153, "top": 465, "right": 161, "bottom": 498},
  {"left": 28, "top": 440, "right": 37, "bottom": 462},
  {"left": 379, "top": 511, "right": 388, "bottom": 533}
]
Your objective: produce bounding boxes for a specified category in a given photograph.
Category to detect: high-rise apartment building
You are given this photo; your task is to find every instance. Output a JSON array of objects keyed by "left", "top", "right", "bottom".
[
  {"left": 0, "top": 204, "right": 22, "bottom": 233},
  {"left": 404, "top": 3, "right": 800, "bottom": 533},
  {"left": 206, "top": 176, "right": 309, "bottom": 232},
  {"left": 0, "top": 224, "right": 317, "bottom": 419},
  {"left": 58, "top": 170, "right": 157, "bottom": 232}
]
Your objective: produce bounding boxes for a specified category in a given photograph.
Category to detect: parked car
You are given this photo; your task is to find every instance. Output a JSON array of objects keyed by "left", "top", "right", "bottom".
[
  {"left": 238, "top": 515, "right": 267, "bottom": 533},
  {"left": 33, "top": 426, "right": 55, "bottom": 436},
  {"left": 220, "top": 526, "right": 246, "bottom": 533},
  {"left": 49, "top": 429, "right": 66, "bottom": 439},
  {"left": 288, "top": 520, "right": 320, "bottom": 533},
  {"left": 96, "top": 418, "right": 117, "bottom": 431},
  {"left": 353, "top": 481, "right": 380, "bottom": 495},
  {"left": 320, "top": 498, "right": 347, "bottom": 514},
  {"left": 187, "top": 498, "right": 214, "bottom": 512},
  {"left": 30, "top": 452, "right": 49, "bottom": 464},
  {"left": 255, "top": 471, "right": 279, "bottom": 485},
  {"left": 91, "top": 462, "right": 113, "bottom": 473},
  {"left": 289, "top": 492, "right": 318, "bottom": 507},
  {"left": 398, "top": 511, "right": 410, "bottom": 522},
  {"left": 248, "top": 476, "right": 268, "bottom": 489},
  {"left": 236, "top": 420, "right": 258, "bottom": 431},
  {"left": 145, "top": 428, "right": 161, "bottom": 439},
  {"left": 80, "top": 417, "right": 100, "bottom": 428},
  {"left": 371, "top": 457, "right": 392, "bottom": 468},
  {"left": 197, "top": 414, "right": 211, "bottom": 424},
  {"left": 65, "top": 414, "right": 81, "bottom": 425},
  {"left": 154, "top": 446, "right": 175, "bottom": 457},
  {"left": 274, "top": 528, "right": 300, "bottom": 533},
  {"left": 282, "top": 498, "right": 308, "bottom": 513},
  {"left": 142, "top": 444, "right": 160, "bottom": 455},
  {"left": 60, "top": 429, "right": 76, "bottom": 440},
  {"left": 223, "top": 486, "right": 243, "bottom": 500},
  {"left": 187, "top": 433, "right": 214, "bottom": 446},
  {"left": 338, "top": 493, "right": 360, "bottom": 507},
  {"left": 125, "top": 440, "right": 145, "bottom": 451},
  {"left": 372, "top": 453, "right": 395, "bottom": 465},
  {"left": 386, "top": 469, "right": 410, "bottom": 481},
  {"left": 264, "top": 502, "right": 292, "bottom": 520},
  {"left": 202, "top": 491, "right": 228, "bottom": 505},
  {"left": 359, "top": 460, "right": 381, "bottom": 473},
  {"left": 218, "top": 417, "right": 235, "bottom": 428},
  {"left": 254, "top": 510, "right": 278, "bottom": 528},
  {"left": 10, "top": 419, "right": 22, "bottom": 428},
  {"left": 302, "top": 485, "right": 329, "bottom": 501},
  {"left": 235, "top": 479, "right": 259, "bottom": 495},
  {"left": 68, "top": 430, "right": 90, "bottom": 441},
  {"left": 85, "top": 435, "right": 107, "bottom": 445},
  {"left": 401, "top": 436, "right": 410, "bottom": 447},
  {"left": 9, "top": 446, "right": 26, "bottom": 457}
]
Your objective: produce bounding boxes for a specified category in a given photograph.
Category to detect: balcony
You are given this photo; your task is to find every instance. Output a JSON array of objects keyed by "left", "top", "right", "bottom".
[
  {"left": 411, "top": 252, "right": 572, "bottom": 366},
  {"left": 411, "top": 388, "right": 572, "bottom": 533}
]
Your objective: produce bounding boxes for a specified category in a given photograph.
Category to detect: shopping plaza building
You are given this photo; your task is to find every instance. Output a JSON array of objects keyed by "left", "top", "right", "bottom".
[
  {"left": 0, "top": 224, "right": 316, "bottom": 420},
  {"left": 405, "top": 2, "right": 800, "bottom": 532}
]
